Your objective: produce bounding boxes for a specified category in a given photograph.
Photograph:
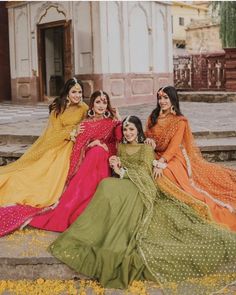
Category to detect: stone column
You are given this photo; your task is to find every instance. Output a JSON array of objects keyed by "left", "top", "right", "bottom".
[{"left": 224, "top": 48, "right": 236, "bottom": 91}]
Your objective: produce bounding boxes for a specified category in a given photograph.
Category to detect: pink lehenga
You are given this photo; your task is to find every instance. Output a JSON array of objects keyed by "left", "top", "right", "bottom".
[{"left": 0, "top": 118, "right": 121, "bottom": 236}]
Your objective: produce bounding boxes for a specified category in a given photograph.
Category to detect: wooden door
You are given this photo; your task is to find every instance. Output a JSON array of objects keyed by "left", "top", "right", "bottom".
[
  {"left": 63, "top": 20, "right": 73, "bottom": 82},
  {"left": 38, "top": 20, "right": 73, "bottom": 101},
  {"left": 37, "top": 26, "right": 46, "bottom": 101}
]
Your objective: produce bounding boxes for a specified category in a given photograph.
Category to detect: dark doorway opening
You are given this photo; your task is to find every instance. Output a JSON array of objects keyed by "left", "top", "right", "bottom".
[
  {"left": 38, "top": 20, "right": 72, "bottom": 101},
  {"left": 0, "top": 2, "right": 11, "bottom": 101}
]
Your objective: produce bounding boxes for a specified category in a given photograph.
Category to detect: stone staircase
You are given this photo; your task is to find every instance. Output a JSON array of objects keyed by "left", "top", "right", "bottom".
[
  {"left": 196, "top": 132, "right": 236, "bottom": 163},
  {"left": 1, "top": 229, "right": 236, "bottom": 295},
  {"left": 178, "top": 91, "right": 236, "bottom": 103},
  {"left": 1, "top": 99, "right": 236, "bottom": 294},
  {"left": 1, "top": 131, "right": 236, "bottom": 168},
  {"left": 0, "top": 129, "right": 236, "bottom": 294},
  {"left": 0, "top": 229, "right": 164, "bottom": 294}
]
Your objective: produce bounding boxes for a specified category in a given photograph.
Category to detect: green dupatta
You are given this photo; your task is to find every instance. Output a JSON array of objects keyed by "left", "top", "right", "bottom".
[{"left": 119, "top": 144, "right": 236, "bottom": 295}]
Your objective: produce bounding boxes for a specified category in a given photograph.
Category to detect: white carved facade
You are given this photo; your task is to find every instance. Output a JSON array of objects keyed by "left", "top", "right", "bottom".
[{"left": 7, "top": 1, "right": 173, "bottom": 105}]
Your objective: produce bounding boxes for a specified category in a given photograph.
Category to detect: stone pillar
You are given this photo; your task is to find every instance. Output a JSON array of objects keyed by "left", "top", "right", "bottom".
[
  {"left": 224, "top": 48, "right": 236, "bottom": 91},
  {"left": 192, "top": 54, "right": 208, "bottom": 90}
]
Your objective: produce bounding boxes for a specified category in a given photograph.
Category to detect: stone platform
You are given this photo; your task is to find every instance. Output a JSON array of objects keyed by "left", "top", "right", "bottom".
[
  {"left": 1, "top": 228, "right": 236, "bottom": 295},
  {"left": 0, "top": 100, "right": 236, "bottom": 294},
  {"left": 178, "top": 91, "right": 236, "bottom": 103},
  {"left": 1, "top": 101, "right": 236, "bottom": 165},
  {"left": 1, "top": 138, "right": 236, "bottom": 167},
  {"left": 0, "top": 101, "right": 236, "bottom": 134},
  {"left": 0, "top": 229, "right": 163, "bottom": 295},
  {"left": 0, "top": 228, "right": 236, "bottom": 294}
]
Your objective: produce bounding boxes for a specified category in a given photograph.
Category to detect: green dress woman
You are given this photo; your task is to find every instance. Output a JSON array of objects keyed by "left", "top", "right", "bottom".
[{"left": 50, "top": 116, "right": 236, "bottom": 295}]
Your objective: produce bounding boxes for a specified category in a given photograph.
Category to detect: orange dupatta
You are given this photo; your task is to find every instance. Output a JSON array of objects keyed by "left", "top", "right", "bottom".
[{"left": 146, "top": 114, "right": 236, "bottom": 215}]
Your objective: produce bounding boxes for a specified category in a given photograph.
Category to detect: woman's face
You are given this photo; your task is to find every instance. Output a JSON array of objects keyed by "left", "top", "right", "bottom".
[
  {"left": 93, "top": 96, "right": 108, "bottom": 116},
  {"left": 68, "top": 84, "right": 83, "bottom": 105},
  {"left": 123, "top": 122, "right": 138, "bottom": 144},
  {"left": 158, "top": 91, "right": 172, "bottom": 112}
]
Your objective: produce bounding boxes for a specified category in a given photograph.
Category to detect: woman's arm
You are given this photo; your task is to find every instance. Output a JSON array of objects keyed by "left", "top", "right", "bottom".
[
  {"left": 114, "top": 122, "right": 123, "bottom": 141},
  {"left": 109, "top": 155, "right": 126, "bottom": 178},
  {"left": 161, "top": 120, "right": 186, "bottom": 162},
  {"left": 48, "top": 112, "right": 63, "bottom": 130}
]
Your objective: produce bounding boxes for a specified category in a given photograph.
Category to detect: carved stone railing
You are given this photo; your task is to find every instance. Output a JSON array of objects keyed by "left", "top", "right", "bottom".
[
  {"left": 173, "top": 55, "right": 192, "bottom": 90},
  {"left": 174, "top": 52, "right": 226, "bottom": 91},
  {"left": 206, "top": 53, "right": 225, "bottom": 90}
]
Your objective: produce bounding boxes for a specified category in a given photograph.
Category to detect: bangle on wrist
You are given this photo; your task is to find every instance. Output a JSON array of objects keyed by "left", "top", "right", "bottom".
[
  {"left": 119, "top": 167, "right": 127, "bottom": 179},
  {"left": 153, "top": 160, "right": 167, "bottom": 169},
  {"left": 70, "top": 128, "right": 77, "bottom": 142},
  {"left": 159, "top": 157, "right": 166, "bottom": 163}
]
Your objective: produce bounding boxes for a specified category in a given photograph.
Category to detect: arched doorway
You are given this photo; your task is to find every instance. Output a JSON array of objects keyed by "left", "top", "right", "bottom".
[{"left": 37, "top": 20, "right": 72, "bottom": 101}]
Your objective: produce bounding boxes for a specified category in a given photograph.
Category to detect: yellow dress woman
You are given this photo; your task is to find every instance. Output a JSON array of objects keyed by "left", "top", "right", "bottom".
[{"left": 0, "top": 78, "right": 88, "bottom": 208}]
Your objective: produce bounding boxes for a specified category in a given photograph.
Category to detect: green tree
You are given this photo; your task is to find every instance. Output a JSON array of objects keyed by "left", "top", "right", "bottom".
[{"left": 213, "top": 1, "right": 236, "bottom": 48}]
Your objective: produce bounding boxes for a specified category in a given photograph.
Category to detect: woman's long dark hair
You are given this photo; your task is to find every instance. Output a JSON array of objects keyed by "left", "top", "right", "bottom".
[
  {"left": 122, "top": 116, "right": 145, "bottom": 143},
  {"left": 49, "top": 78, "right": 84, "bottom": 116},
  {"left": 148, "top": 86, "right": 183, "bottom": 128},
  {"left": 87, "top": 90, "right": 115, "bottom": 119}
]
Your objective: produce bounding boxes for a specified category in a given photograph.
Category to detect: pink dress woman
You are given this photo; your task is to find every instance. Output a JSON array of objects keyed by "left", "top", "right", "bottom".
[{"left": 0, "top": 117, "right": 121, "bottom": 236}]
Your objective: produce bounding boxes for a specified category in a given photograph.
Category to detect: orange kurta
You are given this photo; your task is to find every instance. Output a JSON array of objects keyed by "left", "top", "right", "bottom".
[{"left": 146, "top": 113, "right": 236, "bottom": 231}]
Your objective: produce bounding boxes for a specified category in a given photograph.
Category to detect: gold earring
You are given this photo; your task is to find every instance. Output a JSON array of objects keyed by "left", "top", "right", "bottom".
[
  {"left": 171, "top": 105, "right": 176, "bottom": 115},
  {"left": 66, "top": 96, "right": 71, "bottom": 107},
  {"left": 88, "top": 109, "right": 95, "bottom": 117}
]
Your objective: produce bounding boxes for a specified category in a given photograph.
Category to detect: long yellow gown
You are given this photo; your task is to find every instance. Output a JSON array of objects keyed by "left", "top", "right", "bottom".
[{"left": 0, "top": 103, "right": 88, "bottom": 207}]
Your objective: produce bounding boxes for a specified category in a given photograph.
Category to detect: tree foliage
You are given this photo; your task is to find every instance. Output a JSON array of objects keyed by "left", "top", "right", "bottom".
[{"left": 213, "top": 1, "right": 236, "bottom": 48}]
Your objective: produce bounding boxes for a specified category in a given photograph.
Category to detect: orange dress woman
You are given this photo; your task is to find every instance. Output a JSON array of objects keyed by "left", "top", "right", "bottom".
[{"left": 146, "top": 86, "right": 236, "bottom": 231}]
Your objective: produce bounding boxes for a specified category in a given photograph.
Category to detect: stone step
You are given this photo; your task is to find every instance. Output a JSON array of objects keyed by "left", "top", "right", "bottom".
[
  {"left": 218, "top": 160, "right": 236, "bottom": 169},
  {"left": 0, "top": 229, "right": 163, "bottom": 294},
  {"left": 0, "top": 134, "right": 38, "bottom": 145},
  {"left": 1, "top": 228, "right": 236, "bottom": 294},
  {"left": 1, "top": 131, "right": 236, "bottom": 147},
  {"left": 0, "top": 230, "right": 74, "bottom": 281},
  {"left": 193, "top": 130, "right": 236, "bottom": 139},
  {"left": 0, "top": 143, "right": 31, "bottom": 166},
  {"left": 1, "top": 139, "right": 236, "bottom": 166},
  {"left": 196, "top": 137, "right": 236, "bottom": 162},
  {"left": 178, "top": 91, "right": 236, "bottom": 103}
]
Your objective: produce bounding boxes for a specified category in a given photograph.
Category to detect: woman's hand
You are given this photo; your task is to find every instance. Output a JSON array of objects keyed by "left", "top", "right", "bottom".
[
  {"left": 109, "top": 156, "right": 122, "bottom": 175},
  {"left": 88, "top": 140, "right": 108, "bottom": 152},
  {"left": 69, "top": 128, "right": 77, "bottom": 142},
  {"left": 153, "top": 167, "right": 163, "bottom": 178},
  {"left": 158, "top": 157, "right": 166, "bottom": 163},
  {"left": 87, "top": 139, "right": 101, "bottom": 148},
  {"left": 100, "top": 143, "right": 109, "bottom": 152},
  {"left": 145, "top": 138, "right": 156, "bottom": 150},
  {"left": 77, "top": 123, "right": 85, "bottom": 135},
  {"left": 109, "top": 156, "right": 121, "bottom": 169},
  {"left": 113, "top": 108, "right": 122, "bottom": 121}
]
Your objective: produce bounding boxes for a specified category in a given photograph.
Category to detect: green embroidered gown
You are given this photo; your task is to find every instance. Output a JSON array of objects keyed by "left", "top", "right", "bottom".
[{"left": 50, "top": 144, "right": 236, "bottom": 294}]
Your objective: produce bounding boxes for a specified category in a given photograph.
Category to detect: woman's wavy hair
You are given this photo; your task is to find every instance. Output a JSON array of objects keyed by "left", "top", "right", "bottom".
[
  {"left": 122, "top": 116, "right": 145, "bottom": 143},
  {"left": 49, "top": 78, "right": 84, "bottom": 116},
  {"left": 148, "top": 86, "right": 183, "bottom": 128},
  {"left": 87, "top": 90, "right": 115, "bottom": 119}
]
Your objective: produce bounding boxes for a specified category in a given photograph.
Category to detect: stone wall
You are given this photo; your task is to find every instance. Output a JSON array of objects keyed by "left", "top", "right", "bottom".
[
  {"left": 77, "top": 72, "right": 173, "bottom": 106},
  {"left": 186, "top": 20, "right": 222, "bottom": 54},
  {"left": 7, "top": 1, "right": 173, "bottom": 105}
]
